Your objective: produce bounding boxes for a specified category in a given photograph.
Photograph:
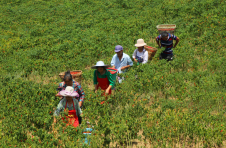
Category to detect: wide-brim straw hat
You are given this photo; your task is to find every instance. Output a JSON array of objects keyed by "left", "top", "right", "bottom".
[
  {"left": 59, "top": 86, "right": 79, "bottom": 97},
  {"left": 135, "top": 39, "right": 147, "bottom": 47},
  {"left": 91, "top": 61, "right": 110, "bottom": 69}
]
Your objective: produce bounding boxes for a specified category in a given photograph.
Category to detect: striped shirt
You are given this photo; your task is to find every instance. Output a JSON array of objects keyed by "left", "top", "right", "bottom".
[
  {"left": 156, "top": 34, "right": 178, "bottom": 53},
  {"left": 57, "top": 81, "right": 85, "bottom": 102}
]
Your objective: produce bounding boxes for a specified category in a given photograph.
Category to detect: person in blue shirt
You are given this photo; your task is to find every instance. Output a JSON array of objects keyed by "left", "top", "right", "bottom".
[
  {"left": 156, "top": 31, "right": 180, "bottom": 61},
  {"left": 111, "top": 45, "right": 133, "bottom": 83}
]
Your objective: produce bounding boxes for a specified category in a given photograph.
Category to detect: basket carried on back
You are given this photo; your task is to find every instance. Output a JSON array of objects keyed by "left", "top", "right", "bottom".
[
  {"left": 156, "top": 24, "right": 176, "bottom": 34},
  {"left": 144, "top": 45, "right": 158, "bottom": 60},
  {"left": 59, "top": 70, "right": 83, "bottom": 84}
]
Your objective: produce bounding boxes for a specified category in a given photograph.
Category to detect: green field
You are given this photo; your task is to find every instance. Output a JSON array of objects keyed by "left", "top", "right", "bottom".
[{"left": 0, "top": 0, "right": 226, "bottom": 147}]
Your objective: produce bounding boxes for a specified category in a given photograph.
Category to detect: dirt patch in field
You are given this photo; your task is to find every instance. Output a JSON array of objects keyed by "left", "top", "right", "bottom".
[{"left": 27, "top": 72, "right": 59, "bottom": 85}]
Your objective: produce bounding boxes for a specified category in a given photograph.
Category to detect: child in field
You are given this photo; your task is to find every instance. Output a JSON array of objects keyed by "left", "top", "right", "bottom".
[{"left": 156, "top": 31, "right": 180, "bottom": 61}]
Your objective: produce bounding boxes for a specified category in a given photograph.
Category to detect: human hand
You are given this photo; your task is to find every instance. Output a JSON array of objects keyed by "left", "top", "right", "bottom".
[
  {"left": 79, "top": 101, "right": 83, "bottom": 107},
  {"left": 105, "top": 89, "right": 110, "bottom": 95},
  {"left": 121, "top": 66, "right": 125, "bottom": 70},
  {"left": 55, "top": 94, "right": 62, "bottom": 97}
]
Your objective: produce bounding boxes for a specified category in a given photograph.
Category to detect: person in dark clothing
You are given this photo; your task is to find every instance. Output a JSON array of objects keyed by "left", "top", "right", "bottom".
[{"left": 156, "top": 31, "right": 180, "bottom": 61}]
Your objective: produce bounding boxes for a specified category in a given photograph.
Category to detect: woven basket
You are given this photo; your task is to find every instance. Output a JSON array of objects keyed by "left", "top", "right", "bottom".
[
  {"left": 59, "top": 72, "right": 65, "bottom": 81},
  {"left": 58, "top": 70, "right": 82, "bottom": 84},
  {"left": 71, "top": 70, "right": 82, "bottom": 84},
  {"left": 156, "top": 24, "right": 176, "bottom": 34},
  {"left": 144, "top": 45, "right": 158, "bottom": 60}
]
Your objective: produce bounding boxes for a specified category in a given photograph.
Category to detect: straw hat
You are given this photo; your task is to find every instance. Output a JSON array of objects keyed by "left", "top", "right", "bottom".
[
  {"left": 135, "top": 39, "right": 147, "bottom": 47},
  {"left": 59, "top": 86, "right": 79, "bottom": 97},
  {"left": 91, "top": 61, "right": 110, "bottom": 69}
]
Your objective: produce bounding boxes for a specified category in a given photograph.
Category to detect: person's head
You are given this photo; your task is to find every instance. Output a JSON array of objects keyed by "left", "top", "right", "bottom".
[
  {"left": 65, "top": 96, "right": 73, "bottom": 100},
  {"left": 97, "top": 66, "right": 106, "bottom": 73},
  {"left": 64, "top": 70, "right": 73, "bottom": 86},
  {"left": 138, "top": 46, "right": 144, "bottom": 51},
  {"left": 92, "top": 61, "right": 110, "bottom": 71},
  {"left": 160, "top": 31, "right": 169, "bottom": 41},
  {"left": 59, "top": 86, "right": 79, "bottom": 100},
  {"left": 115, "top": 45, "right": 123, "bottom": 57}
]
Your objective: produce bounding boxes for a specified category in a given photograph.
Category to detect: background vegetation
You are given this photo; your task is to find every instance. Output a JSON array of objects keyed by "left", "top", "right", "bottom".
[{"left": 0, "top": 0, "right": 226, "bottom": 147}]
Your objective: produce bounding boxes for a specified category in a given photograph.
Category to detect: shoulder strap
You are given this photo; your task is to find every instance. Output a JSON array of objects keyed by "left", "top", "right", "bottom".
[
  {"left": 65, "top": 101, "right": 67, "bottom": 109},
  {"left": 136, "top": 49, "right": 138, "bottom": 57},
  {"left": 96, "top": 70, "right": 98, "bottom": 78},
  {"left": 72, "top": 99, "right": 76, "bottom": 110}
]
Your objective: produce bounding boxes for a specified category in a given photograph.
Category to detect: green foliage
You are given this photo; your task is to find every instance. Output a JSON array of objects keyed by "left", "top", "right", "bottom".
[{"left": 0, "top": 0, "right": 226, "bottom": 147}]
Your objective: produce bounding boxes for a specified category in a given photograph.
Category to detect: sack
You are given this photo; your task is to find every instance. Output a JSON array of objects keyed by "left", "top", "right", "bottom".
[{"left": 144, "top": 45, "right": 157, "bottom": 60}]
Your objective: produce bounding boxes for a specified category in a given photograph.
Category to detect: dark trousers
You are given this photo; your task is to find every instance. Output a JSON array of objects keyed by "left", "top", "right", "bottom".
[
  {"left": 78, "top": 115, "right": 82, "bottom": 124},
  {"left": 159, "top": 52, "right": 173, "bottom": 61}
]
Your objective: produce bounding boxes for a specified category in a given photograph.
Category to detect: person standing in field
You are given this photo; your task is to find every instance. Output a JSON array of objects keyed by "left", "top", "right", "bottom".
[
  {"left": 56, "top": 71, "right": 85, "bottom": 108},
  {"left": 111, "top": 45, "right": 133, "bottom": 83},
  {"left": 92, "top": 61, "right": 114, "bottom": 96},
  {"left": 132, "top": 39, "right": 149, "bottom": 65},
  {"left": 156, "top": 31, "right": 180, "bottom": 61},
  {"left": 55, "top": 71, "right": 85, "bottom": 124},
  {"left": 53, "top": 86, "right": 81, "bottom": 128}
]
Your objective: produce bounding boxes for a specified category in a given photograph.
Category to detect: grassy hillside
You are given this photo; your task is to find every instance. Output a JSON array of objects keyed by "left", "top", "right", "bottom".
[{"left": 0, "top": 0, "right": 226, "bottom": 147}]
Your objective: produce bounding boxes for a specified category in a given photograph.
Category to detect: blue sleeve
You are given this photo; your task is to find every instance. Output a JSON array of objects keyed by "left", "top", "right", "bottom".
[
  {"left": 127, "top": 56, "right": 133, "bottom": 66},
  {"left": 172, "top": 34, "right": 177, "bottom": 40},
  {"left": 156, "top": 35, "right": 161, "bottom": 41},
  {"left": 111, "top": 55, "right": 115, "bottom": 66}
]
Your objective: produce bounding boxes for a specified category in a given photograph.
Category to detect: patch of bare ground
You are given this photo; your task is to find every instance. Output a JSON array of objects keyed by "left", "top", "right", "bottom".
[
  {"left": 27, "top": 72, "right": 59, "bottom": 85},
  {"left": 81, "top": 79, "right": 94, "bottom": 90},
  {"left": 148, "top": 37, "right": 157, "bottom": 45}
]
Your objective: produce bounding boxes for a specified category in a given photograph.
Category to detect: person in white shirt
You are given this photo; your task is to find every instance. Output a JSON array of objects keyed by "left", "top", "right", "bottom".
[{"left": 132, "top": 39, "right": 148, "bottom": 64}]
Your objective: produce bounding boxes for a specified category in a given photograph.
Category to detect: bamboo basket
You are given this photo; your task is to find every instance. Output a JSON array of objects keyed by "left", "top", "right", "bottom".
[
  {"left": 156, "top": 24, "right": 176, "bottom": 34},
  {"left": 59, "top": 70, "right": 82, "bottom": 84},
  {"left": 144, "top": 45, "right": 158, "bottom": 60}
]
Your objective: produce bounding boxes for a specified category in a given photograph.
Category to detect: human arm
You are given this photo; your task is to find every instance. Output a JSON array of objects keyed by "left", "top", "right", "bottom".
[
  {"left": 53, "top": 100, "right": 64, "bottom": 117},
  {"left": 121, "top": 56, "right": 133, "bottom": 70},
  {"left": 106, "top": 71, "right": 114, "bottom": 94},
  {"left": 132, "top": 49, "right": 138, "bottom": 62},
  {"left": 142, "top": 51, "right": 149, "bottom": 64},
  {"left": 75, "top": 82, "right": 85, "bottom": 107},
  {"left": 156, "top": 36, "right": 161, "bottom": 48},
  {"left": 111, "top": 55, "right": 116, "bottom": 68},
  {"left": 55, "top": 83, "right": 63, "bottom": 97},
  {"left": 173, "top": 35, "right": 180, "bottom": 48},
  {"left": 121, "top": 65, "right": 131, "bottom": 70},
  {"left": 93, "top": 70, "right": 98, "bottom": 92},
  {"left": 74, "top": 99, "right": 82, "bottom": 116}
]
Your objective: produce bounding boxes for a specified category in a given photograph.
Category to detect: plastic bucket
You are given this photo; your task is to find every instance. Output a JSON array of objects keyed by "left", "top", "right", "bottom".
[
  {"left": 107, "top": 68, "right": 118, "bottom": 89},
  {"left": 82, "top": 128, "right": 93, "bottom": 145}
]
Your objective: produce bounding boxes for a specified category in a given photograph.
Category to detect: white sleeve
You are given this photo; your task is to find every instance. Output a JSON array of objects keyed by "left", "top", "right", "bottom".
[
  {"left": 132, "top": 49, "right": 137, "bottom": 59},
  {"left": 142, "top": 51, "right": 149, "bottom": 64}
]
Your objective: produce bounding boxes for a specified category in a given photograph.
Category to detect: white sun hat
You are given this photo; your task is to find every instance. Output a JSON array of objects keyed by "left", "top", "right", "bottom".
[
  {"left": 91, "top": 61, "right": 111, "bottom": 69},
  {"left": 135, "top": 39, "right": 147, "bottom": 47},
  {"left": 59, "top": 86, "right": 79, "bottom": 97}
]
